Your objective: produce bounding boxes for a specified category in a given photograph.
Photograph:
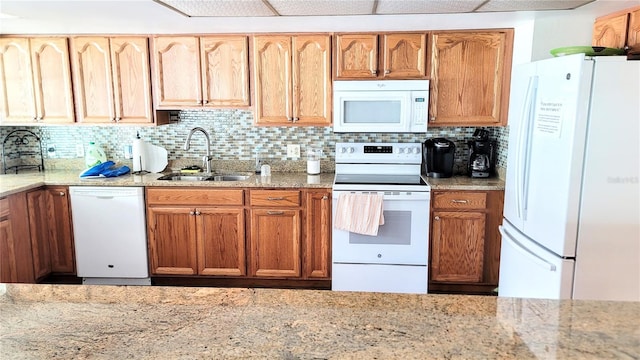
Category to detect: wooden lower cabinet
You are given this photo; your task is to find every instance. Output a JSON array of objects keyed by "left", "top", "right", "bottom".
[
  {"left": 0, "top": 193, "right": 36, "bottom": 283},
  {"left": 26, "top": 186, "right": 76, "bottom": 280},
  {"left": 304, "top": 190, "right": 331, "bottom": 279},
  {"left": 146, "top": 188, "right": 245, "bottom": 276},
  {"left": 429, "top": 190, "right": 504, "bottom": 294},
  {"left": 146, "top": 187, "right": 331, "bottom": 285},
  {"left": 249, "top": 208, "right": 301, "bottom": 277}
]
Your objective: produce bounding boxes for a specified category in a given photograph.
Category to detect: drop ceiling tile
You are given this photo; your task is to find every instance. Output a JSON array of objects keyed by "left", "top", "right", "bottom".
[
  {"left": 376, "top": 0, "right": 485, "bottom": 14},
  {"left": 269, "top": 0, "right": 375, "bottom": 16},
  {"left": 477, "top": 0, "right": 595, "bottom": 12},
  {"left": 156, "top": 0, "right": 277, "bottom": 17}
]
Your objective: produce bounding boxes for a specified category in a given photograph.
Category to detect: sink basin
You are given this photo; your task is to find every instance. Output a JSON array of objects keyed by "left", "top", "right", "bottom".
[
  {"left": 157, "top": 173, "right": 250, "bottom": 182},
  {"left": 211, "top": 175, "right": 250, "bottom": 181}
]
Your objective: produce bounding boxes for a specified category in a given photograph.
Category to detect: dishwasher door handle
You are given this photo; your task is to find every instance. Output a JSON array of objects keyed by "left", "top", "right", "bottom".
[{"left": 96, "top": 196, "right": 115, "bottom": 199}]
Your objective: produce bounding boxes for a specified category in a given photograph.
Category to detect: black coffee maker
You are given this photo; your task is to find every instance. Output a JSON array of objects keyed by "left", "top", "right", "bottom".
[
  {"left": 423, "top": 138, "right": 456, "bottom": 178},
  {"left": 467, "top": 129, "right": 496, "bottom": 178}
]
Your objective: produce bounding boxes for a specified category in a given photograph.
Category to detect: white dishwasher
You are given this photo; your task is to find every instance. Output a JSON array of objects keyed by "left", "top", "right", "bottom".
[{"left": 70, "top": 186, "right": 151, "bottom": 285}]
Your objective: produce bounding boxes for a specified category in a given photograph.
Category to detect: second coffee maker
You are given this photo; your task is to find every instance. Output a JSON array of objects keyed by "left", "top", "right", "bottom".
[{"left": 423, "top": 138, "right": 456, "bottom": 178}]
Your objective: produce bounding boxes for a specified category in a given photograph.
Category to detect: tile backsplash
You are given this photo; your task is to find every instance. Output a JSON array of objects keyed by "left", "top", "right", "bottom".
[{"left": 0, "top": 110, "right": 508, "bottom": 174}]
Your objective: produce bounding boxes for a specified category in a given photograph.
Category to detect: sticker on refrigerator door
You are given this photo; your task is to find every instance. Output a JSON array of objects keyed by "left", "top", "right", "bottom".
[{"left": 535, "top": 98, "right": 564, "bottom": 138}]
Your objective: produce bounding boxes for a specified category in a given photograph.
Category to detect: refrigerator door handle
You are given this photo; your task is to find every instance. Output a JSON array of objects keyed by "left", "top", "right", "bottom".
[
  {"left": 518, "top": 76, "right": 538, "bottom": 221},
  {"left": 499, "top": 225, "right": 557, "bottom": 272}
]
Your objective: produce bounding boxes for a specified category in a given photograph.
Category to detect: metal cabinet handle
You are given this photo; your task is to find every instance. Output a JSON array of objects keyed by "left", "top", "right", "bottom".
[
  {"left": 384, "top": 69, "right": 390, "bottom": 75},
  {"left": 203, "top": 100, "right": 208, "bottom": 104},
  {"left": 451, "top": 199, "right": 469, "bottom": 204},
  {"left": 195, "top": 211, "right": 201, "bottom": 215},
  {"left": 267, "top": 211, "right": 285, "bottom": 215},
  {"left": 59, "top": 192, "right": 65, "bottom": 196},
  {"left": 370, "top": 69, "right": 377, "bottom": 76},
  {"left": 322, "top": 195, "right": 328, "bottom": 200},
  {"left": 33, "top": 117, "right": 38, "bottom": 122},
  {"left": 287, "top": 117, "right": 293, "bottom": 122},
  {"left": 293, "top": 117, "right": 299, "bottom": 122},
  {"left": 37, "top": 117, "right": 43, "bottom": 121},
  {"left": 430, "top": 116, "right": 436, "bottom": 121},
  {"left": 267, "top": 197, "right": 285, "bottom": 201},
  {"left": 434, "top": 216, "right": 440, "bottom": 221},
  {"left": 189, "top": 211, "right": 195, "bottom": 215}
]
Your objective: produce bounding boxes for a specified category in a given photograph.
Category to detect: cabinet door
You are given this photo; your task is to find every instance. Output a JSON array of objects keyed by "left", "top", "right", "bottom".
[
  {"left": 147, "top": 206, "right": 198, "bottom": 275},
  {"left": 431, "top": 211, "right": 485, "bottom": 283},
  {"left": 304, "top": 190, "right": 331, "bottom": 279},
  {"left": 110, "top": 37, "right": 153, "bottom": 124},
  {"left": 0, "top": 194, "right": 36, "bottom": 283},
  {"left": 249, "top": 209, "right": 301, "bottom": 277},
  {"left": 45, "top": 186, "right": 75, "bottom": 274},
  {"left": 592, "top": 13, "right": 629, "bottom": 48},
  {"left": 201, "top": 36, "right": 250, "bottom": 107},
  {"left": 628, "top": 9, "right": 640, "bottom": 51},
  {"left": 30, "top": 38, "right": 75, "bottom": 124},
  {"left": 197, "top": 207, "right": 246, "bottom": 276},
  {"left": 153, "top": 37, "right": 202, "bottom": 107},
  {"left": 429, "top": 31, "right": 512, "bottom": 126},
  {"left": 26, "top": 190, "right": 52, "bottom": 280},
  {"left": 253, "top": 36, "right": 292, "bottom": 124},
  {"left": 0, "top": 38, "right": 35, "bottom": 123},
  {"left": 71, "top": 37, "right": 115, "bottom": 123},
  {"left": 381, "top": 33, "right": 426, "bottom": 79},
  {"left": 292, "top": 35, "right": 331, "bottom": 125},
  {"left": 334, "top": 34, "right": 378, "bottom": 78}
]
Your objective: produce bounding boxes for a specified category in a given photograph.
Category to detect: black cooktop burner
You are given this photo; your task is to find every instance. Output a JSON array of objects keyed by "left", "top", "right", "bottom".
[{"left": 334, "top": 174, "right": 427, "bottom": 186}]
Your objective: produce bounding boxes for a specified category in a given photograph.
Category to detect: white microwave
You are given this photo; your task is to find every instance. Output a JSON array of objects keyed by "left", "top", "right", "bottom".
[{"left": 333, "top": 80, "right": 429, "bottom": 133}]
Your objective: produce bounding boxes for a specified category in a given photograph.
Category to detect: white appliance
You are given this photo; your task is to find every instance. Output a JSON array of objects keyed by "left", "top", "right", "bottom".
[
  {"left": 70, "top": 186, "right": 151, "bottom": 285},
  {"left": 499, "top": 54, "right": 639, "bottom": 301},
  {"left": 333, "top": 80, "right": 429, "bottom": 133},
  {"left": 332, "top": 142, "right": 430, "bottom": 294}
]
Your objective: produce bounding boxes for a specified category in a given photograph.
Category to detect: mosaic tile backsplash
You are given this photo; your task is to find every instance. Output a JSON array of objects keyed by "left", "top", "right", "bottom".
[{"left": 0, "top": 110, "right": 509, "bottom": 175}]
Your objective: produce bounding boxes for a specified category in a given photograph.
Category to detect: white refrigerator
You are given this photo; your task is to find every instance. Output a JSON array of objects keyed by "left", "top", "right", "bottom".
[{"left": 498, "top": 54, "right": 640, "bottom": 301}]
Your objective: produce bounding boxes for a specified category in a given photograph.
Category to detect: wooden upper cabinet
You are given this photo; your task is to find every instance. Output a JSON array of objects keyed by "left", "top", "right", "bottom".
[
  {"left": 71, "top": 36, "right": 153, "bottom": 124},
  {"left": 153, "top": 36, "right": 201, "bottom": 107},
  {"left": 381, "top": 33, "right": 427, "bottom": 78},
  {"left": 0, "top": 37, "right": 74, "bottom": 124},
  {"left": 592, "top": 6, "right": 640, "bottom": 51},
  {"left": 292, "top": 35, "right": 331, "bottom": 125},
  {"left": 253, "top": 35, "right": 331, "bottom": 126},
  {"left": 253, "top": 36, "right": 292, "bottom": 124},
  {"left": 110, "top": 37, "right": 153, "bottom": 124},
  {"left": 334, "top": 33, "right": 427, "bottom": 79},
  {"left": 429, "top": 30, "right": 513, "bottom": 126},
  {"left": 153, "top": 36, "right": 250, "bottom": 109},
  {"left": 201, "top": 36, "right": 250, "bottom": 107},
  {"left": 592, "top": 13, "right": 629, "bottom": 48},
  {"left": 629, "top": 8, "right": 640, "bottom": 51},
  {"left": 334, "top": 34, "right": 378, "bottom": 78}
]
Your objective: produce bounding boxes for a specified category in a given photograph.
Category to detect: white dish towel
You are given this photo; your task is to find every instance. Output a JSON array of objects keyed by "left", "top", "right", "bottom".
[{"left": 333, "top": 193, "right": 385, "bottom": 236}]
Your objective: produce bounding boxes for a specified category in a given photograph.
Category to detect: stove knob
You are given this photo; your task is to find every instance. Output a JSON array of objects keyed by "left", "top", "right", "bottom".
[
  {"left": 348, "top": 147, "right": 355, "bottom": 154},
  {"left": 340, "top": 147, "right": 347, "bottom": 154},
  {"left": 398, "top": 147, "right": 405, "bottom": 154},
  {"left": 413, "top": 147, "right": 422, "bottom": 154}
]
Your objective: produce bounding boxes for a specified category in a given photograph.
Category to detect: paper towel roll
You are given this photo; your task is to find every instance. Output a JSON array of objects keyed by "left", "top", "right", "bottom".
[{"left": 132, "top": 138, "right": 147, "bottom": 172}]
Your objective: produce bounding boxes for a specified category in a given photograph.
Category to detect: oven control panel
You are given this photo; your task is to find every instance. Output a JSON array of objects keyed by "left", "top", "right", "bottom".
[{"left": 336, "top": 142, "right": 422, "bottom": 164}]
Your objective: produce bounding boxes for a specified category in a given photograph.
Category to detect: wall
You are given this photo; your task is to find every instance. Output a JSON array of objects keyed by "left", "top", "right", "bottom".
[{"left": 0, "top": 113, "right": 502, "bottom": 176}]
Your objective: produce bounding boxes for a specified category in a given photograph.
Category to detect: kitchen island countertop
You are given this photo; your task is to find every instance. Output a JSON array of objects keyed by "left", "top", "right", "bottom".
[
  {"left": 0, "top": 170, "right": 504, "bottom": 197},
  {"left": 0, "top": 283, "right": 637, "bottom": 359}
]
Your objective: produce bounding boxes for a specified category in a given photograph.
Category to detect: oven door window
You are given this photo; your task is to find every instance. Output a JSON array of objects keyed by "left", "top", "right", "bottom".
[{"left": 349, "top": 210, "right": 411, "bottom": 245}]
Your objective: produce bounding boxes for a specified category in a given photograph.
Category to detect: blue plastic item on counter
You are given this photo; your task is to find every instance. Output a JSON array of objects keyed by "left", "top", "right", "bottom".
[{"left": 80, "top": 161, "right": 130, "bottom": 178}]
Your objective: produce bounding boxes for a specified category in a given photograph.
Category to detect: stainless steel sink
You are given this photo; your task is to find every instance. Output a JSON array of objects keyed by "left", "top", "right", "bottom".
[{"left": 156, "top": 173, "right": 250, "bottom": 182}]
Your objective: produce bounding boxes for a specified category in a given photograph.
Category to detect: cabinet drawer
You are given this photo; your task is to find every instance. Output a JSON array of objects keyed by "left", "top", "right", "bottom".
[
  {"left": 147, "top": 188, "right": 243, "bottom": 206},
  {"left": 250, "top": 190, "right": 300, "bottom": 207},
  {"left": 433, "top": 192, "right": 486, "bottom": 210}
]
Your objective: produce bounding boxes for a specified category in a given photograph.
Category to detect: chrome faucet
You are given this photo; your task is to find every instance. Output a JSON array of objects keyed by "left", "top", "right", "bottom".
[{"left": 183, "top": 127, "right": 213, "bottom": 173}]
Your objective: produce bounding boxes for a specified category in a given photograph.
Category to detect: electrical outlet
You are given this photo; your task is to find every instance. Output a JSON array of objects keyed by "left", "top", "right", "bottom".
[
  {"left": 287, "top": 144, "right": 300, "bottom": 158},
  {"left": 76, "top": 144, "right": 85, "bottom": 158}
]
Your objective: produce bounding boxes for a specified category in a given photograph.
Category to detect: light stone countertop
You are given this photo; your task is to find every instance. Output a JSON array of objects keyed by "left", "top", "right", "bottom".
[
  {"left": 0, "top": 283, "right": 637, "bottom": 359},
  {"left": 0, "top": 170, "right": 503, "bottom": 197}
]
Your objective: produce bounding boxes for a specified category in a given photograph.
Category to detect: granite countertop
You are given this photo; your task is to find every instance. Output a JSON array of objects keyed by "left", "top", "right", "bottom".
[
  {"left": 1, "top": 284, "right": 637, "bottom": 359},
  {"left": 0, "top": 170, "right": 504, "bottom": 197}
]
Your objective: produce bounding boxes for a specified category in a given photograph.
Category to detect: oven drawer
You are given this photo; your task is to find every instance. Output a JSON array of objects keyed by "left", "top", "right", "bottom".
[
  {"left": 433, "top": 191, "right": 486, "bottom": 210},
  {"left": 250, "top": 190, "right": 300, "bottom": 207}
]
